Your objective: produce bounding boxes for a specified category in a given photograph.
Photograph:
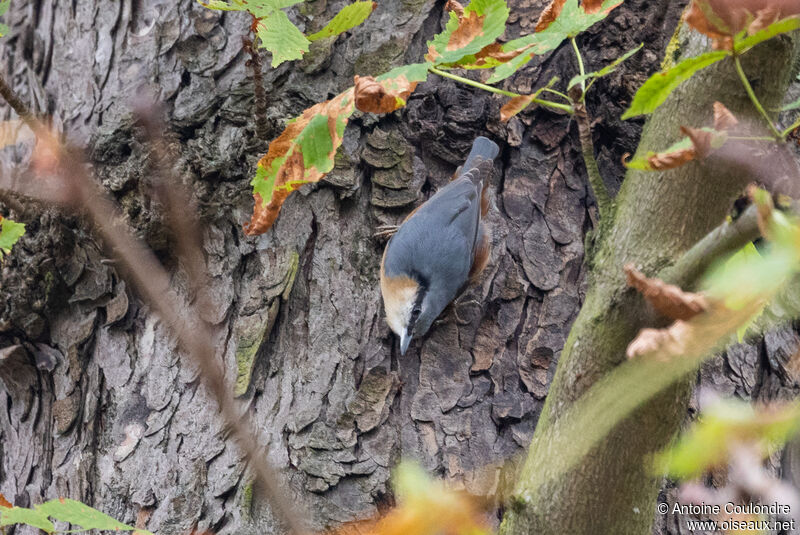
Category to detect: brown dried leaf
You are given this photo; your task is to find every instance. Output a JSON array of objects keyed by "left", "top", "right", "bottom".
[
  {"left": 536, "top": 0, "right": 567, "bottom": 32},
  {"left": 354, "top": 74, "right": 418, "bottom": 114},
  {"left": 0, "top": 492, "right": 12, "bottom": 508},
  {"left": 500, "top": 94, "right": 535, "bottom": 122},
  {"left": 244, "top": 88, "right": 355, "bottom": 235},
  {"left": 681, "top": 125, "right": 713, "bottom": 158},
  {"left": 625, "top": 264, "right": 709, "bottom": 320},
  {"left": 646, "top": 144, "right": 697, "bottom": 171},
  {"left": 471, "top": 41, "right": 536, "bottom": 66},
  {"left": 747, "top": 183, "right": 774, "bottom": 240},
  {"left": 713, "top": 101, "right": 739, "bottom": 131},
  {"left": 685, "top": 0, "right": 800, "bottom": 47},
  {"left": 446, "top": 10, "right": 486, "bottom": 51},
  {"left": 445, "top": 0, "right": 464, "bottom": 17},
  {"left": 626, "top": 299, "right": 761, "bottom": 360},
  {"left": 582, "top": 0, "right": 604, "bottom": 14}
]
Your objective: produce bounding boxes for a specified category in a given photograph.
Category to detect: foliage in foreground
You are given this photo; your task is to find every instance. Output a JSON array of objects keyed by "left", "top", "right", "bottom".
[{"left": 0, "top": 494, "right": 152, "bottom": 534}]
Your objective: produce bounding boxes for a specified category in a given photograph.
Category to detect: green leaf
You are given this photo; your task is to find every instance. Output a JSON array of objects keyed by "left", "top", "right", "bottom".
[
  {"left": 622, "top": 51, "right": 728, "bottom": 119},
  {"left": 0, "top": 507, "right": 55, "bottom": 533},
  {"left": 655, "top": 398, "right": 800, "bottom": 479},
  {"left": 486, "top": 0, "right": 622, "bottom": 83},
  {"left": 426, "top": 0, "right": 510, "bottom": 65},
  {"left": 735, "top": 17, "right": 800, "bottom": 55},
  {"left": 568, "top": 43, "right": 642, "bottom": 89},
  {"left": 0, "top": 23, "right": 9, "bottom": 37},
  {"left": 0, "top": 217, "right": 24, "bottom": 255},
  {"left": 198, "top": 0, "right": 301, "bottom": 17},
  {"left": 37, "top": 498, "right": 137, "bottom": 532},
  {"left": 0, "top": 0, "right": 10, "bottom": 17},
  {"left": 256, "top": 9, "right": 310, "bottom": 67},
  {"left": 375, "top": 62, "right": 431, "bottom": 83},
  {"left": 307, "top": 1, "right": 375, "bottom": 42}
]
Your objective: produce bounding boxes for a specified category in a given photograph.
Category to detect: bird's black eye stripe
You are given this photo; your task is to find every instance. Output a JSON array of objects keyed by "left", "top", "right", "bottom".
[{"left": 411, "top": 308, "right": 421, "bottom": 320}]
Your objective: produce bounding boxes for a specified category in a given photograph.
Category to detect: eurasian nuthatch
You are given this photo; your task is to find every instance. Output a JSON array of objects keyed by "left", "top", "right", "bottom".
[{"left": 380, "top": 136, "right": 499, "bottom": 355}]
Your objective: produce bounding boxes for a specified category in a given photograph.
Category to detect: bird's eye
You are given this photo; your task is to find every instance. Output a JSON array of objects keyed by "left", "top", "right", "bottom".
[{"left": 411, "top": 308, "right": 421, "bottom": 320}]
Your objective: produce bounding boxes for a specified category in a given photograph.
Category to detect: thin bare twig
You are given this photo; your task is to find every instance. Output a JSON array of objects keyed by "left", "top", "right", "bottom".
[
  {"left": 573, "top": 99, "right": 612, "bottom": 218},
  {"left": 0, "top": 75, "right": 308, "bottom": 535},
  {"left": 243, "top": 35, "right": 270, "bottom": 146}
]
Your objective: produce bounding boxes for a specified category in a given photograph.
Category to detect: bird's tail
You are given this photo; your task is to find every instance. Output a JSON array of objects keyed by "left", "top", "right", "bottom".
[{"left": 460, "top": 136, "right": 499, "bottom": 184}]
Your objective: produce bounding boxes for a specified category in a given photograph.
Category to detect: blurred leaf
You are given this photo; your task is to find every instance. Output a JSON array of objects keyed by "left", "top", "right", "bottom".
[
  {"left": 0, "top": 0, "right": 10, "bottom": 17},
  {"left": 622, "top": 51, "right": 728, "bottom": 119},
  {"left": 485, "top": 0, "right": 622, "bottom": 83},
  {"left": 568, "top": 43, "right": 642, "bottom": 89},
  {"left": 256, "top": 9, "right": 310, "bottom": 66},
  {"left": 0, "top": 119, "right": 34, "bottom": 148},
  {"left": 734, "top": 17, "right": 800, "bottom": 54},
  {"left": 307, "top": 1, "right": 376, "bottom": 41},
  {"left": 0, "top": 216, "right": 25, "bottom": 256},
  {"left": 332, "top": 462, "right": 490, "bottom": 535},
  {"left": 0, "top": 493, "right": 11, "bottom": 508},
  {"left": 656, "top": 398, "right": 800, "bottom": 479},
  {"left": 425, "top": 0, "right": 510, "bottom": 65},
  {"left": 624, "top": 263, "right": 709, "bottom": 320},
  {"left": 0, "top": 507, "right": 55, "bottom": 533},
  {"left": 713, "top": 101, "right": 739, "bottom": 130},
  {"left": 37, "top": 498, "right": 144, "bottom": 533},
  {"left": 515, "top": 215, "right": 800, "bottom": 500},
  {"left": 685, "top": 0, "right": 800, "bottom": 50},
  {"left": 198, "top": 0, "right": 302, "bottom": 17}
]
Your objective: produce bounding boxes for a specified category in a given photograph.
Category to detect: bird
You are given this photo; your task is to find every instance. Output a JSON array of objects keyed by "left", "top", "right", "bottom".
[{"left": 380, "top": 136, "right": 499, "bottom": 355}]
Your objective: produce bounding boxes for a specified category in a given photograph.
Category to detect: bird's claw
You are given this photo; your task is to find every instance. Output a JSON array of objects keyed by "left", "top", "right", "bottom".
[{"left": 373, "top": 224, "right": 399, "bottom": 239}]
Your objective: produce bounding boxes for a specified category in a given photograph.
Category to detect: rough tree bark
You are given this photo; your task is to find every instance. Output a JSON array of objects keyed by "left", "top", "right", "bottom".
[{"left": 1, "top": 1, "right": 799, "bottom": 535}]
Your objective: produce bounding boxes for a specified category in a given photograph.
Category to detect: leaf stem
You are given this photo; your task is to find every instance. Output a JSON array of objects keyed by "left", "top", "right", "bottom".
[
  {"left": 728, "top": 135, "right": 781, "bottom": 141},
  {"left": 571, "top": 37, "right": 586, "bottom": 93},
  {"left": 733, "top": 54, "right": 783, "bottom": 141},
  {"left": 429, "top": 66, "right": 518, "bottom": 97},
  {"left": 429, "top": 66, "right": 573, "bottom": 113},
  {"left": 781, "top": 116, "right": 800, "bottom": 138},
  {"left": 541, "top": 87, "right": 572, "bottom": 102}
]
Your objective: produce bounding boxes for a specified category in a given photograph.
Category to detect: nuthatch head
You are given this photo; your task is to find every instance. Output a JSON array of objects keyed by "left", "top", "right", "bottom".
[{"left": 380, "top": 136, "right": 499, "bottom": 355}]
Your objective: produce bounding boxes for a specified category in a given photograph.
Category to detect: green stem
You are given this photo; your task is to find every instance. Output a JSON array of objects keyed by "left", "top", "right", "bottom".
[
  {"left": 429, "top": 66, "right": 573, "bottom": 113},
  {"left": 541, "top": 87, "right": 572, "bottom": 102},
  {"left": 733, "top": 54, "right": 783, "bottom": 140},
  {"left": 781, "top": 115, "right": 800, "bottom": 138},
  {"left": 429, "top": 66, "right": 518, "bottom": 97},
  {"left": 728, "top": 135, "right": 781, "bottom": 141},
  {"left": 571, "top": 37, "right": 586, "bottom": 93}
]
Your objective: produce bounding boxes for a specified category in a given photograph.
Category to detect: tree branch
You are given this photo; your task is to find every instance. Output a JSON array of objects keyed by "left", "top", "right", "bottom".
[{"left": 659, "top": 204, "right": 760, "bottom": 288}]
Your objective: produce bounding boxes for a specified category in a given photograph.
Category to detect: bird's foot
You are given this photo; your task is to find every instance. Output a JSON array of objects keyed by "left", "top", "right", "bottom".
[{"left": 373, "top": 224, "right": 399, "bottom": 240}]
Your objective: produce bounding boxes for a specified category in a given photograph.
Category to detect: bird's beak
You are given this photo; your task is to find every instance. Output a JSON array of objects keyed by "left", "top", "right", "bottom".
[{"left": 400, "top": 332, "right": 412, "bottom": 355}]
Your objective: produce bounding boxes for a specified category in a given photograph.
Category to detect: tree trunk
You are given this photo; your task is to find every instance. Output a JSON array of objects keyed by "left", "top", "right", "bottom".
[
  {"left": 1, "top": 1, "right": 799, "bottom": 535},
  {"left": 499, "top": 14, "right": 800, "bottom": 535}
]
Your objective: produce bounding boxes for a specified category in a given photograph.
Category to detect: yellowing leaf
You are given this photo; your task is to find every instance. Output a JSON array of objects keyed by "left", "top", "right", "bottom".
[
  {"left": 331, "top": 462, "right": 490, "bottom": 535},
  {"left": 354, "top": 63, "right": 428, "bottom": 114},
  {"left": 245, "top": 88, "right": 355, "bottom": 235},
  {"left": 246, "top": 62, "right": 429, "bottom": 235},
  {"left": 256, "top": 9, "right": 310, "bottom": 67},
  {"left": 426, "top": 0, "right": 509, "bottom": 65},
  {"left": 624, "top": 264, "right": 709, "bottom": 321},
  {"left": 307, "top": 1, "right": 376, "bottom": 42},
  {"left": 486, "top": 0, "right": 622, "bottom": 83},
  {"left": 499, "top": 76, "right": 558, "bottom": 121},
  {"left": 655, "top": 398, "right": 800, "bottom": 479}
]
